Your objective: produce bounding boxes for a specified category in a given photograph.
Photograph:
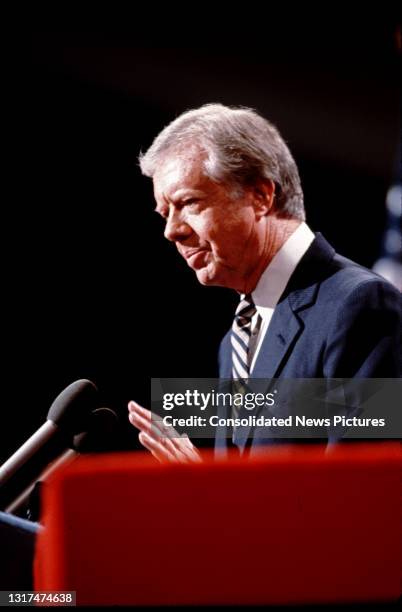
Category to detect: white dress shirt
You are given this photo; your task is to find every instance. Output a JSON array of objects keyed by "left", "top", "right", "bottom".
[{"left": 248, "top": 222, "right": 315, "bottom": 372}]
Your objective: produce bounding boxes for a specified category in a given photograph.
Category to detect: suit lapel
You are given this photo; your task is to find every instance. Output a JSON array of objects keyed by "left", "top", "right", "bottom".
[
  {"left": 232, "top": 298, "right": 303, "bottom": 450},
  {"left": 251, "top": 232, "right": 335, "bottom": 381},
  {"left": 218, "top": 332, "right": 232, "bottom": 379},
  {"left": 251, "top": 299, "right": 302, "bottom": 379},
  {"left": 232, "top": 233, "right": 336, "bottom": 453}
]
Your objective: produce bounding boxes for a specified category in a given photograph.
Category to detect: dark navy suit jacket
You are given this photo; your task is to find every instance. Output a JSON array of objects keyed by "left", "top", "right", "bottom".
[{"left": 215, "top": 234, "right": 402, "bottom": 455}]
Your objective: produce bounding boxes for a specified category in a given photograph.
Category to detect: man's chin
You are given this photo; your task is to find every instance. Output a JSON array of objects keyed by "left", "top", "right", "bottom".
[
  {"left": 195, "top": 265, "right": 227, "bottom": 288},
  {"left": 195, "top": 266, "right": 216, "bottom": 286}
]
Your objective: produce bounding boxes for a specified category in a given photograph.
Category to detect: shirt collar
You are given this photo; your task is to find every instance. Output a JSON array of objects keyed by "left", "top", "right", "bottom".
[{"left": 251, "top": 222, "right": 315, "bottom": 310}]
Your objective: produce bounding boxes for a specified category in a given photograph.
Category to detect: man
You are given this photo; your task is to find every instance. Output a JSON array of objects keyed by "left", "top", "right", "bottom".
[{"left": 128, "top": 103, "right": 401, "bottom": 461}]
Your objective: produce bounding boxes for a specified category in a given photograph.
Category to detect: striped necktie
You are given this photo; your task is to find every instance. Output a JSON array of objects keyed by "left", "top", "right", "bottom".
[
  {"left": 231, "top": 294, "right": 261, "bottom": 423},
  {"left": 231, "top": 293, "right": 258, "bottom": 386}
]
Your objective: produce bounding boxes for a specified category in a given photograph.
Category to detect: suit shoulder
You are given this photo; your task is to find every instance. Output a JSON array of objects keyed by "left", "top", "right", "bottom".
[{"left": 322, "top": 254, "right": 401, "bottom": 303}]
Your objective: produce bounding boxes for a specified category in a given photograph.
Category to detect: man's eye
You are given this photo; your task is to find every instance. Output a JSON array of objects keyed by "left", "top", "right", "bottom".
[{"left": 183, "top": 199, "right": 199, "bottom": 206}]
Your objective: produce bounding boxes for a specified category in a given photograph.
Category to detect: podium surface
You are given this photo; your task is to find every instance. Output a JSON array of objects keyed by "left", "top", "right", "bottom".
[{"left": 34, "top": 443, "right": 402, "bottom": 606}]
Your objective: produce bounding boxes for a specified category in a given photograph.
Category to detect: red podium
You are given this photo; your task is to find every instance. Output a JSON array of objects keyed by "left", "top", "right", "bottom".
[{"left": 34, "top": 443, "right": 401, "bottom": 606}]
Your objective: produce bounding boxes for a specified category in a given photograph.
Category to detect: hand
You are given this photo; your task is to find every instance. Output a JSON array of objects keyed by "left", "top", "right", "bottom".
[{"left": 128, "top": 400, "right": 202, "bottom": 464}]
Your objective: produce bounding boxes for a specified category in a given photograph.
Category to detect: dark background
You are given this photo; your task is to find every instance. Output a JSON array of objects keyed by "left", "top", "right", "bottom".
[{"left": 2, "top": 20, "right": 400, "bottom": 462}]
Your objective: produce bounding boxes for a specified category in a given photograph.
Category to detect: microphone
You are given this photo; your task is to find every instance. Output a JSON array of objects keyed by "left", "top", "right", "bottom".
[
  {"left": 71, "top": 407, "right": 120, "bottom": 454},
  {"left": 6, "top": 407, "right": 120, "bottom": 518},
  {"left": 0, "top": 379, "right": 99, "bottom": 510}
]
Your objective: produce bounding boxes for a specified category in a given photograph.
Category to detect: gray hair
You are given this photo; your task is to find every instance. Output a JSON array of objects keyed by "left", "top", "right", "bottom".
[{"left": 139, "top": 103, "right": 305, "bottom": 220}]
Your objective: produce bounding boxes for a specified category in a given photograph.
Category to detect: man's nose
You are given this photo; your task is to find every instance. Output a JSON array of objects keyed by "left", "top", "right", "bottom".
[{"left": 164, "top": 210, "right": 192, "bottom": 242}]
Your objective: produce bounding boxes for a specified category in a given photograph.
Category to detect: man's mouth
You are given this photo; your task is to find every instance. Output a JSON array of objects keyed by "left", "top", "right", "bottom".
[
  {"left": 183, "top": 248, "right": 204, "bottom": 259},
  {"left": 182, "top": 248, "right": 208, "bottom": 269}
]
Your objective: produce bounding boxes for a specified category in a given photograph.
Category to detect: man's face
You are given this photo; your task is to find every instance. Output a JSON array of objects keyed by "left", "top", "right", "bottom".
[{"left": 153, "top": 154, "right": 263, "bottom": 290}]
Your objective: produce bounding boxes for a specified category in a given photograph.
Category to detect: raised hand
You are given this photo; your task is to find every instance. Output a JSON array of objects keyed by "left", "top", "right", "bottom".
[{"left": 128, "top": 401, "right": 202, "bottom": 463}]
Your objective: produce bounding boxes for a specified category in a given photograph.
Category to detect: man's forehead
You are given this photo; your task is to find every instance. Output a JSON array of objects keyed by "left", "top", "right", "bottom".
[{"left": 153, "top": 154, "right": 207, "bottom": 198}]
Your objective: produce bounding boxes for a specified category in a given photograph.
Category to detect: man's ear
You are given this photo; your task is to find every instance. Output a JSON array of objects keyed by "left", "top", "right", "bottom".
[{"left": 251, "top": 179, "right": 276, "bottom": 218}]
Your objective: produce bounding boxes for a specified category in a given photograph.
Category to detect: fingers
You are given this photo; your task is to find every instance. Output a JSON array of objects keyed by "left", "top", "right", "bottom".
[
  {"left": 129, "top": 406, "right": 173, "bottom": 459},
  {"left": 128, "top": 400, "right": 202, "bottom": 463},
  {"left": 128, "top": 400, "right": 179, "bottom": 440},
  {"left": 138, "top": 431, "right": 178, "bottom": 463},
  {"left": 128, "top": 410, "right": 160, "bottom": 436},
  {"left": 180, "top": 437, "right": 202, "bottom": 462}
]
